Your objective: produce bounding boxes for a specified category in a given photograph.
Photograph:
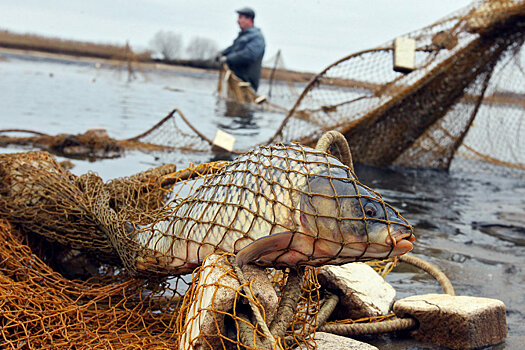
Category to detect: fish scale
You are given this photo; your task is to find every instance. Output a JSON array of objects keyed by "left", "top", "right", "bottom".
[{"left": 133, "top": 143, "right": 413, "bottom": 272}]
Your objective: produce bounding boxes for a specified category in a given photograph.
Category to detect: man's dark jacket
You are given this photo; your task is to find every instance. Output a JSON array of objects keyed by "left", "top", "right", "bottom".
[{"left": 221, "top": 26, "right": 265, "bottom": 91}]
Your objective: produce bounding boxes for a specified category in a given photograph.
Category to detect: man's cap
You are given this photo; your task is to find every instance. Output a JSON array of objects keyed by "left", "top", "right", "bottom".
[{"left": 236, "top": 7, "right": 255, "bottom": 19}]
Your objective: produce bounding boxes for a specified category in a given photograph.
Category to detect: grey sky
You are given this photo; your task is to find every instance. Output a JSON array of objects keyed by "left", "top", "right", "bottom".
[{"left": 0, "top": 0, "right": 473, "bottom": 72}]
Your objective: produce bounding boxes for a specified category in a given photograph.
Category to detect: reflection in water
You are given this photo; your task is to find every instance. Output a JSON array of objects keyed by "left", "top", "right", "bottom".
[
  {"left": 355, "top": 164, "right": 525, "bottom": 349},
  {"left": 217, "top": 100, "right": 259, "bottom": 131}
]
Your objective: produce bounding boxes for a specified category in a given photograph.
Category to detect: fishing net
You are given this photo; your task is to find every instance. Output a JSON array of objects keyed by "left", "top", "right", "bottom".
[
  {"left": 4, "top": 1, "right": 523, "bottom": 174},
  {"left": 125, "top": 109, "right": 215, "bottom": 153},
  {"left": 260, "top": 50, "right": 305, "bottom": 108},
  {"left": 0, "top": 138, "right": 414, "bottom": 349},
  {"left": 0, "top": 219, "right": 185, "bottom": 349},
  {"left": 269, "top": 0, "right": 525, "bottom": 173},
  {"left": 217, "top": 65, "right": 264, "bottom": 106},
  {"left": 129, "top": 0, "right": 525, "bottom": 174},
  {"left": 0, "top": 127, "right": 171, "bottom": 160},
  {"left": 217, "top": 53, "right": 304, "bottom": 114},
  {"left": 0, "top": 109, "right": 213, "bottom": 159}
]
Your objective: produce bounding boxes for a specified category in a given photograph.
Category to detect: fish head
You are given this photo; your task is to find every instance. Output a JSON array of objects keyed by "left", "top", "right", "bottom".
[{"left": 299, "top": 176, "right": 414, "bottom": 263}]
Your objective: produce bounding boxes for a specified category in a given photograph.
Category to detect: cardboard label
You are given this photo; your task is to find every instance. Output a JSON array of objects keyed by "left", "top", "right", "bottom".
[
  {"left": 212, "top": 129, "right": 235, "bottom": 152},
  {"left": 394, "top": 37, "right": 416, "bottom": 73}
]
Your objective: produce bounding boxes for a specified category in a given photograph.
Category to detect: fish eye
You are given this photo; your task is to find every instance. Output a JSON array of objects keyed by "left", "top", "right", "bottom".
[{"left": 364, "top": 203, "right": 378, "bottom": 218}]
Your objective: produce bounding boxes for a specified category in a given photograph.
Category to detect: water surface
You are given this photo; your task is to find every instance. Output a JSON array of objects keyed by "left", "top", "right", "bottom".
[{"left": 1, "top": 51, "right": 523, "bottom": 349}]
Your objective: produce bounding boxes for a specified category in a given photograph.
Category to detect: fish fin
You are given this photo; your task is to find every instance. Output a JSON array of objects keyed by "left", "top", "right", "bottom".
[{"left": 236, "top": 232, "right": 294, "bottom": 267}]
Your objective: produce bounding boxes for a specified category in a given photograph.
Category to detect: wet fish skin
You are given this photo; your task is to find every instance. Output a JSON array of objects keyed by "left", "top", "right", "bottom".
[
  {"left": 132, "top": 144, "right": 414, "bottom": 273},
  {"left": 297, "top": 176, "right": 413, "bottom": 265}
]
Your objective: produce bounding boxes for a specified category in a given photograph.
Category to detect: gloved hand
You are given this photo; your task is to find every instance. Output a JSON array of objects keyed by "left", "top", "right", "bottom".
[
  {"left": 219, "top": 55, "right": 227, "bottom": 64},
  {"left": 214, "top": 53, "right": 224, "bottom": 62}
]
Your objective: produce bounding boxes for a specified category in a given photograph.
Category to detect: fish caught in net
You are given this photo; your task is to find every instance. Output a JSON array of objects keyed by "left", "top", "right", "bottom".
[
  {"left": 0, "top": 135, "right": 414, "bottom": 349},
  {"left": 127, "top": 143, "right": 414, "bottom": 275}
]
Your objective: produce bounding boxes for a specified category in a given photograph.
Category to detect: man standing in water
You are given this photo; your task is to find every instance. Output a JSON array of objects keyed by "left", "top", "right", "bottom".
[{"left": 218, "top": 7, "right": 265, "bottom": 91}]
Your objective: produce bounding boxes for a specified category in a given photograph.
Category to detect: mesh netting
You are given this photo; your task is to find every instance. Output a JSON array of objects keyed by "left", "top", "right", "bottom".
[
  {"left": 124, "top": 143, "right": 414, "bottom": 276},
  {"left": 128, "top": 0, "right": 525, "bottom": 174},
  {"left": 261, "top": 50, "right": 305, "bottom": 108},
  {"left": 0, "top": 140, "right": 414, "bottom": 349},
  {"left": 0, "top": 151, "right": 115, "bottom": 259},
  {"left": 217, "top": 59, "right": 299, "bottom": 114},
  {"left": 2, "top": 1, "right": 522, "bottom": 174},
  {"left": 0, "top": 219, "right": 186, "bottom": 348},
  {"left": 269, "top": 0, "right": 525, "bottom": 173},
  {"left": 125, "top": 109, "right": 214, "bottom": 153},
  {"left": 0, "top": 126, "right": 176, "bottom": 160}
]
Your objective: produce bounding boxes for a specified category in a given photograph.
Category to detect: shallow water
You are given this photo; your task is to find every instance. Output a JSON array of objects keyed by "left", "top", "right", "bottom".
[
  {"left": 357, "top": 165, "right": 525, "bottom": 349},
  {"left": 1, "top": 51, "right": 524, "bottom": 349}
]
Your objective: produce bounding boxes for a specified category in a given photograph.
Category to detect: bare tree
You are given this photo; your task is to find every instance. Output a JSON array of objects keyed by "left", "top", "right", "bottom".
[
  {"left": 149, "top": 30, "right": 182, "bottom": 60},
  {"left": 186, "top": 36, "right": 218, "bottom": 60}
]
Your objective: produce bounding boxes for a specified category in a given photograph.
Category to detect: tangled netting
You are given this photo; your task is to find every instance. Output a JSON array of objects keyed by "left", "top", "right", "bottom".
[
  {"left": 217, "top": 63, "right": 296, "bottom": 114},
  {"left": 0, "top": 138, "right": 414, "bottom": 349},
  {"left": 269, "top": 0, "right": 525, "bottom": 173},
  {"left": 128, "top": 0, "right": 525, "bottom": 174},
  {"left": 2, "top": 1, "right": 522, "bottom": 174},
  {"left": 0, "top": 127, "right": 172, "bottom": 160}
]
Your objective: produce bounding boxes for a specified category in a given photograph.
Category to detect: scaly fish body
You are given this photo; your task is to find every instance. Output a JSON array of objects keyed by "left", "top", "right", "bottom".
[{"left": 132, "top": 144, "right": 414, "bottom": 273}]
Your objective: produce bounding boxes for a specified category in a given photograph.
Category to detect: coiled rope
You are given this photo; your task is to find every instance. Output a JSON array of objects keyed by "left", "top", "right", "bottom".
[
  {"left": 233, "top": 130, "right": 455, "bottom": 340},
  {"left": 317, "top": 254, "right": 455, "bottom": 336},
  {"left": 315, "top": 130, "right": 455, "bottom": 336}
]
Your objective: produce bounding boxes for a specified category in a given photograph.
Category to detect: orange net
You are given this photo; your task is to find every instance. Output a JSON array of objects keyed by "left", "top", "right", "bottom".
[
  {"left": 0, "top": 140, "right": 414, "bottom": 349},
  {"left": 0, "top": 219, "right": 184, "bottom": 349}
]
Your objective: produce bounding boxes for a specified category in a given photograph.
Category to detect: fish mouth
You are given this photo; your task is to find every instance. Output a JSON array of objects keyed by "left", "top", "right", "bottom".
[
  {"left": 386, "top": 228, "right": 415, "bottom": 256},
  {"left": 353, "top": 227, "right": 414, "bottom": 259}
]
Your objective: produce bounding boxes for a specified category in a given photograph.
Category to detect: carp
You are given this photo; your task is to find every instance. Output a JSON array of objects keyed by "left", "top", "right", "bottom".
[{"left": 130, "top": 144, "right": 414, "bottom": 274}]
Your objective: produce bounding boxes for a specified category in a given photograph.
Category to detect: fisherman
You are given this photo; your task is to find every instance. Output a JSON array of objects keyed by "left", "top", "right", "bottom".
[{"left": 217, "top": 7, "right": 265, "bottom": 91}]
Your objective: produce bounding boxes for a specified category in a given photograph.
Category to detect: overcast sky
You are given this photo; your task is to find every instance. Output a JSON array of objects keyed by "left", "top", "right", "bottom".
[{"left": 0, "top": 0, "right": 474, "bottom": 72}]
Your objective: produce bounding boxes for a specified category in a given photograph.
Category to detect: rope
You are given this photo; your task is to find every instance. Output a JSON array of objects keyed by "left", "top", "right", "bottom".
[
  {"left": 0, "top": 129, "right": 50, "bottom": 136},
  {"left": 316, "top": 292, "right": 339, "bottom": 329},
  {"left": 315, "top": 130, "right": 354, "bottom": 170},
  {"left": 319, "top": 317, "right": 417, "bottom": 336},
  {"left": 237, "top": 312, "right": 272, "bottom": 349},
  {"left": 315, "top": 255, "right": 455, "bottom": 336},
  {"left": 269, "top": 269, "right": 303, "bottom": 339},
  {"left": 228, "top": 256, "right": 277, "bottom": 349},
  {"left": 399, "top": 254, "right": 455, "bottom": 296}
]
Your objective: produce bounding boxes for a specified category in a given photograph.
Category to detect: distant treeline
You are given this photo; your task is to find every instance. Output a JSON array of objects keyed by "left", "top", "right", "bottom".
[
  {"left": 0, "top": 29, "right": 220, "bottom": 67},
  {"left": 0, "top": 29, "right": 316, "bottom": 81},
  {"left": 0, "top": 30, "right": 151, "bottom": 61}
]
